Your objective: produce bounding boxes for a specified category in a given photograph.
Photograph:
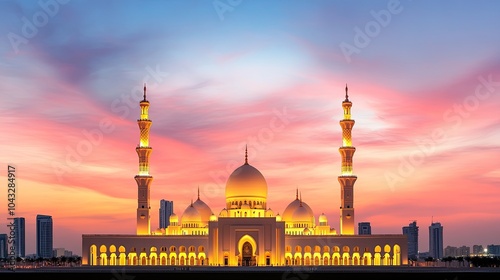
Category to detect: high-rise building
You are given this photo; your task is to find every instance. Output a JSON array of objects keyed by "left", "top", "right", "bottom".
[
  {"left": 0, "top": 234, "right": 7, "bottom": 259},
  {"left": 14, "top": 217, "right": 25, "bottom": 257},
  {"left": 358, "top": 222, "right": 371, "bottom": 235},
  {"left": 338, "top": 85, "right": 357, "bottom": 235},
  {"left": 159, "top": 199, "right": 174, "bottom": 229},
  {"left": 136, "top": 84, "right": 153, "bottom": 235},
  {"left": 402, "top": 220, "right": 419, "bottom": 260},
  {"left": 472, "top": 245, "right": 484, "bottom": 255},
  {"left": 429, "top": 222, "right": 443, "bottom": 259},
  {"left": 53, "top": 248, "right": 65, "bottom": 258},
  {"left": 444, "top": 245, "right": 470, "bottom": 257},
  {"left": 36, "top": 214, "right": 53, "bottom": 258},
  {"left": 487, "top": 244, "right": 500, "bottom": 256}
]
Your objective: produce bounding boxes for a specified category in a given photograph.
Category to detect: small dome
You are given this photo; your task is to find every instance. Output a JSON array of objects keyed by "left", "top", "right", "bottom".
[
  {"left": 209, "top": 213, "right": 217, "bottom": 222},
  {"left": 283, "top": 196, "right": 314, "bottom": 222},
  {"left": 169, "top": 213, "right": 178, "bottom": 223},
  {"left": 276, "top": 213, "right": 282, "bottom": 222},
  {"left": 265, "top": 208, "right": 274, "bottom": 217},
  {"left": 303, "top": 228, "right": 311, "bottom": 235},
  {"left": 319, "top": 213, "right": 328, "bottom": 223},
  {"left": 219, "top": 208, "right": 228, "bottom": 217},
  {"left": 193, "top": 198, "right": 213, "bottom": 223},
  {"left": 181, "top": 203, "right": 201, "bottom": 224}
]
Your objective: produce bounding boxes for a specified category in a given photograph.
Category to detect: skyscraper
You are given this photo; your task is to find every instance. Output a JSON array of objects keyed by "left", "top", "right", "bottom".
[
  {"left": 0, "top": 234, "right": 7, "bottom": 259},
  {"left": 338, "top": 85, "right": 357, "bottom": 235},
  {"left": 136, "top": 84, "right": 153, "bottom": 235},
  {"left": 159, "top": 199, "right": 174, "bottom": 229},
  {"left": 402, "top": 220, "right": 419, "bottom": 260},
  {"left": 14, "top": 217, "right": 25, "bottom": 257},
  {"left": 36, "top": 214, "right": 53, "bottom": 258},
  {"left": 429, "top": 222, "right": 443, "bottom": 259}
]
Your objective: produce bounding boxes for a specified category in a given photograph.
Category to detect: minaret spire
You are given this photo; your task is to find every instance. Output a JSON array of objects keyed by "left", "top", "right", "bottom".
[
  {"left": 197, "top": 186, "right": 200, "bottom": 200},
  {"left": 296, "top": 187, "right": 299, "bottom": 200},
  {"left": 299, "top": 192, "right": 303, "bottom": 207},
  {"left": 338, "top": 85, "right": 357, "bottom": 235},
  {"left": 244, "top": 144, "right": 248, "bottom": 165},
  {"left": 345, "top": 83, "right": 349, "bottom": 101},
  {"left": 135, "top": 84, "right": 153, "bottom": 235}
]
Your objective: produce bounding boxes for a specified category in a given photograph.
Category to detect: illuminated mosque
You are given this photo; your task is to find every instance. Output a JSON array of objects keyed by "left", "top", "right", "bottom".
[{"left": 81, "top": 85, "right": 408, "bottom": 266}]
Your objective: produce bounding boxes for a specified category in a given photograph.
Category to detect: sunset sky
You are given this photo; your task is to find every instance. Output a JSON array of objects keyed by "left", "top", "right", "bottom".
[{"left": 1, "top": 0, "right": 499, "bottom": 257}]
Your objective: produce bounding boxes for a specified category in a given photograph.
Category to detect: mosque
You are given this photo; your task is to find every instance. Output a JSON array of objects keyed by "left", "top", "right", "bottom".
[{"left": 81, "top": 85, "right": 408, "bottom": 266}]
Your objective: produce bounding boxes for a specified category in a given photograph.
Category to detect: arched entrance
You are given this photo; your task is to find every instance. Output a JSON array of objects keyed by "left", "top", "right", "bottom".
[
  {"left": 242, "top": 242, "right": 255, "bottom": 266},
  {"left": 237, "top": 234, "right": 257, "bottom": 266}
]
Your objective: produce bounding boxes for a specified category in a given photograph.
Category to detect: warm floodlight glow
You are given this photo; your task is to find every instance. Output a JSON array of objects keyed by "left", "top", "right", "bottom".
[
  {"left": 341, "top": 168, "right": 352, "bottom": 176},
  {"left": 136, "top": 85, "right": 153, "bottom": 235},
  {"left": 343, "top": 106, "right": 351, "bottom": 120},
  {"left": 338, "top": 89, "right": 356, "bottom": 235},
  {"left": 140, "top": 102, "right": 149, "bottom": 120}
]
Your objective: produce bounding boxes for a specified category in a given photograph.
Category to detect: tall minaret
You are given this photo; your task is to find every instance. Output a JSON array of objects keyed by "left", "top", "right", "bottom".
[
  {"left": 338, "top": 84, "right": 357, "bottom": 235},
  {"left": 135, "top": 84, "right": 153, "bottom": 235}
]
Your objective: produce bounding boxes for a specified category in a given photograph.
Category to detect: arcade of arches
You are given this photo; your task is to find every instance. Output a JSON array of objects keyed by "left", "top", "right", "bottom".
[{"left": 87, "top": 243, "right": 403, "bottom": 266}]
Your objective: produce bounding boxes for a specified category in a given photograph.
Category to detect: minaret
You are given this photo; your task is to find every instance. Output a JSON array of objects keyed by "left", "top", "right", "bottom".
[
  {"left": 135, "top": 84, "right": 153, "bottom": 235},
  {"left": 338, "top": 84, "right": 357, "bottom": 235}
]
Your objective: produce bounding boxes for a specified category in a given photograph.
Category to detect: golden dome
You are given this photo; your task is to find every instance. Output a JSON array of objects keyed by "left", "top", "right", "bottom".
[
  {"left": 265, "top": 208, "right": 274, "bottom": 217},
  {"left": 209, "top": 213, "right": 217, "bottom": 222},
  {"left": 169, "top": 213, "right": 178, "bottom": 223},
  {"left": 319, "top": 213, "right": 328, "bottom": 223},
  {"left": 282, "top": 191, "right": 314, "bottom": 222},
  {"left": 219, "top": 208, "right": 228, "bottom": 217},
  {"left": 193, "top": 198, "right": 212, "bottom": 223},
  {"left": 276, "top": 213, "right": 282, "bottom": 222},
  {"left": 181, "top": 203, "right": 201, "bottom": 224},
  {"left": 225, "top": 162, "right": 268, "bottom": 202},
  {"left": 292, "top": 204, "right": 315, "bottom": 225}
]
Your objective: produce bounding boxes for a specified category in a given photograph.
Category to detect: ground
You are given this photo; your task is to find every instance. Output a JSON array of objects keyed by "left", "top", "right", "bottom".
[{"left": 1, "top": 266, "right": 499, "bottom": 280}]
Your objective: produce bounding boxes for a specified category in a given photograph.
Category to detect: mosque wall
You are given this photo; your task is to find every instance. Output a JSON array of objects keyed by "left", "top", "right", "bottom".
[{"left": 82, "top": 234, "right": 209, "bottom": 266}]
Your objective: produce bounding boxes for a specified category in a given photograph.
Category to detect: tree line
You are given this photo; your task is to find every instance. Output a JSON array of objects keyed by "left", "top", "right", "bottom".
[
  {"left": 421, "top": 256, "right": 500, "bottom": 267},
  {"left": 0, "top": 255, "right": 82, "bottom": 267}
]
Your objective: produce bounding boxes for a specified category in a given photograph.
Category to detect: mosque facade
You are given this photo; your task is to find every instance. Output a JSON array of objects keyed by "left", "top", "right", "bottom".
[{"left": 81, "top": 85, "right": 408, "bottom": 266}]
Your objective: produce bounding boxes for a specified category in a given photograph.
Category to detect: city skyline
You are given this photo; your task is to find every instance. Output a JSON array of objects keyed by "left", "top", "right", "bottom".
[{"left": 0, "top": 0, "right": 499, "bottom": 256}]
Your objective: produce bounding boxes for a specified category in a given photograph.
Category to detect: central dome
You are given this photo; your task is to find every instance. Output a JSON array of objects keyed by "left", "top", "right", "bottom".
[{"left": 225, "top": 162, "right": 268, "bottom": 201}]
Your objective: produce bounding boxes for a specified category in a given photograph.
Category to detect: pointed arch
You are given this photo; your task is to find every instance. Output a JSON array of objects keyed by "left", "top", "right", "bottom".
[
  {"left": 373, "top": 246, "right": 382, "bottom": 266},
  {"left": 393, "top": 244, "right": 401, "bottom": 265},
  {"left": 89, "top": 245, "right": 97, "bottom": 266},
  {"left": 237, "top": 234, "right": 257, "bottom": 255},
  {"left": 362, "top": 252, "right": 372, "bottom": 266},
  {"left": 140, "top": 253, "right": 148, "bottom": 265},
  {"left": 119, "top": 252, "right": 126, "bottom": 265},
  {"left": 352, "top": 252, "right": 360, "bottom": 265},
  {"left": 160, "top": 254, "right": 167, "bottom": 265},
  {"left": 109, "top": 253, "right": 117, "bottom": 265}
]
